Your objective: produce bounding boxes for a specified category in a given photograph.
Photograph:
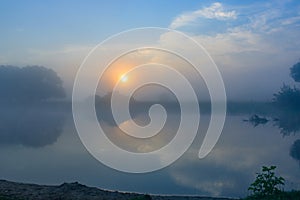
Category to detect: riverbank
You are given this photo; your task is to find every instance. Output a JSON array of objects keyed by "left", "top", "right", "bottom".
[{"left": 0, "top": 180, "right": 235, "bottom": 200}]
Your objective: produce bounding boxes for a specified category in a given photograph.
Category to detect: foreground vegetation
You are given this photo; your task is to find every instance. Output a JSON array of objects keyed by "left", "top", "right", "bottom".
[{"left": 244, "top": 166, "right": 300, "bottom": 200}]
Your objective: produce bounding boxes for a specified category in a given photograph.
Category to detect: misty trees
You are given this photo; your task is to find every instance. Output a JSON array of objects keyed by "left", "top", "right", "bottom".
[
  {"left": 0, "top": 65, "right": 66, "bottom": 147},
  {"left": 290, "top": 62, "right": 300, "bottom": 82},
  {"left": 0, "top": 65, "right": 65, "bottom": 102},
  {"left": 290, "top": 139, "right": 300, "bottom": 163},
  {"left": 272, "top": 62, "right": 300, "bottom": 136},
  {"left": 95, "top": 91, "right": 138, "bottom": 125},
  {"left": 273, "top": 62, "right": 300, "bottom": 111},
  {"left": 273, "top": 84, "right": 300, "bottom": 110}
]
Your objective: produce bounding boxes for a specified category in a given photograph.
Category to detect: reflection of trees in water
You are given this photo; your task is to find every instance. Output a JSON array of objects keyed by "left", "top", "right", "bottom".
[
  {"left": 95, "top": 92, "right": 180, "bottom": 126},
  {"left": 273, "top": 111, "right": 300, "bottom": 136},
  {"left": 244, "top": 111, "right": 300, "bottom": 136},
  {"left": 0, "top": 65, "right": 67, "bottom": 147},
  {"left": 94, "top": 92, "right": 181, "bottom": 153},
  {"left": 95, "top": 92, "right": 138, "bottom": 126},
  {"left": 271, "top": 62, "right": 300, "bottom": 135},
  {"left": 243, "top": 62, "right": 300, "bottom": 165},
  {"left": 0, "top": 104, "right": 67, "bottom": 147},
  {"left": 243, "top": 114, "right": 269, "bottom": 127},
  {"left": 290, "top": 140, "right": 300, "bottom": 163},
  {"left": 271, "top": 85, "right": 300, "bottom": 136},
  {"left": 273, "top": 62, "right": 300, "bottom": 165},
  {"left": 244, "top": 109, "right": 300, "bottom": 166},
  {"left": 243, "top": 87, "right": 300, "bottom": 135}
]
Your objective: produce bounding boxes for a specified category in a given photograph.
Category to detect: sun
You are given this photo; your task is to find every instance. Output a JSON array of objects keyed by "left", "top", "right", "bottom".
[{"left": 120, "top": 74, "right": 128, "bottom": 83}]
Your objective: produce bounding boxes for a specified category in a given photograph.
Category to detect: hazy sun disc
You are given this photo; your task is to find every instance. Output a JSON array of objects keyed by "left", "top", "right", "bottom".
[{"left": 120, "top": 74, "right": 128, "bottom": 83}]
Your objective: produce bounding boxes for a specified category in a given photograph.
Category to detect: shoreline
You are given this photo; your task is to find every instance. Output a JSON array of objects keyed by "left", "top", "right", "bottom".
[{"left": 0, "top": 179, "right": 236, "bottom": 200}]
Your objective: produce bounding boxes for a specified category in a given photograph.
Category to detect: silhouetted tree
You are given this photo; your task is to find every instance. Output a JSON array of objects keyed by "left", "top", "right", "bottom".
[
  {"left": 290, "top": 62, "right": 300, "bottom": 82},
  {"left": 272, "top": 62, "right": 300, "bottom": 110},
  {"left": 290, "top": 139, "right": 300, "bottom": 163},
  {"left": 271, "top": 62, "right": 300, "bottom": 135},
  {"left": 0, "top": 65, "right": 65, "bottom": 102},
  {"left": 95, "top": 92, "right": 137, "bottom": 125},
  {"left": 273, "top": 84, "right": 300, "bottom": 111}
]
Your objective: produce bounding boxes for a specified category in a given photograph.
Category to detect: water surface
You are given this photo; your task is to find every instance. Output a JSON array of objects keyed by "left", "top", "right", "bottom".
[{"left": 0, "top": 104, "right": 299, "bottom": 198}]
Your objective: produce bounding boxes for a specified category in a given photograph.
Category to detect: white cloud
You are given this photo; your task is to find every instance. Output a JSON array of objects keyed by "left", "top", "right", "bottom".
[
  {"left": 165, "top": 1, "right": 300, "bottom": 100},
  {"left": 169, "top": 2, "right": 237, "bottom": 29},
  {"left": 281, "top": 16, "right": 300, "bottom": 25}
]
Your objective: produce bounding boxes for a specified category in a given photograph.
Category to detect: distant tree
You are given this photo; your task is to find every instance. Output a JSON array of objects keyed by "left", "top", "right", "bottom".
[
  {"left": 95, "top": 92, "right": 137, "bottom": 125},
  {"left": 0, "top": 65, "right": 65, "bottom": 102},
  {"left": 273, "top": 62, "right": 300, "bottom": 108},
  {"left": 290, "top": 62, "right": 300, "bottom": 82},
  {"left": 290, "top": 139, "right": 300, "bottom": 163},
  {"left": 273, "top": 84, "right": 300, "bottom": 110}
]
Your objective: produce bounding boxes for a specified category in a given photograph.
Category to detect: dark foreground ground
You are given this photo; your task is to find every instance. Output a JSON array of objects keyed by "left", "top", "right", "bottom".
[{"left": 0, "top": 180, "right": 235, "bottom": 200}]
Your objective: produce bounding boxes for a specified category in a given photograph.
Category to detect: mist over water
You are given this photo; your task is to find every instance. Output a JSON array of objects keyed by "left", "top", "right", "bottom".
[
  {"left": 0, "top": 99, "right": 300, "bottom": 197},
  {"left": 1, "top": 0, "right": 300, "bottom": 197},
  {"left": 0, "top": 65, "right": 299, "bottom": 197}
]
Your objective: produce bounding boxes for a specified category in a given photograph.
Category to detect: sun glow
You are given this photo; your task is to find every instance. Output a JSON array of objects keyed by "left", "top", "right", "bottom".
[{"left": 120, "top": 74, "right": 128, "bottom": 83}]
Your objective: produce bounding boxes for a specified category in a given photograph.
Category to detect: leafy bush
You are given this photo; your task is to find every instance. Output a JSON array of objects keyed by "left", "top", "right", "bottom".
[{"left": 248, "top": 166, "right": 285, "bottom": 198}]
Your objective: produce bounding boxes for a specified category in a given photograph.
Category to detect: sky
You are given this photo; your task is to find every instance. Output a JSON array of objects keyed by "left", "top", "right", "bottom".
[{"left": 1, "top": 0, "right": 300, "bottom": 101}]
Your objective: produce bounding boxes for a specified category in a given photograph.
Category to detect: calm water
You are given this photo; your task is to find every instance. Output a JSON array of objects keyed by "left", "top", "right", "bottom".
[{"left": 0, "top": 104, "right": 300, "bottom": 198}]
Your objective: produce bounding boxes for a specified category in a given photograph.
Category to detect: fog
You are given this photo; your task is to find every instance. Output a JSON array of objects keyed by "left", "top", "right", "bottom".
[
  {"left": 47, "top": 43, "right": 298, "bottom": 102},
  {"left": 1, "top": 1, "right": 300, "bottom": 197}
]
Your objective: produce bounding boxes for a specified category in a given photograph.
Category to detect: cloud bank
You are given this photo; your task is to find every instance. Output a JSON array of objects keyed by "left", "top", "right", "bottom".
[{"left": 169, "top": 2, "right": 237, "bottom": 29}]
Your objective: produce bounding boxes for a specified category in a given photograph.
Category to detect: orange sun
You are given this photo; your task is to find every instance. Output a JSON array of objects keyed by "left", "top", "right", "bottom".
[{"left": 120, "top": 74, "right": 128, "bottom": 83}]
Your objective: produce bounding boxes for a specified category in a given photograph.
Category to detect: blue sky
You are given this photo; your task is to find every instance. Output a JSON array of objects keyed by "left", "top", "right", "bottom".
[
  {"left": 2, "top": 0, "right": 296, "bottom": 49},
  {"left": 0, "top": 0, "right": 192, "bottom": 47},
  {"left": 1, "top": 0, "right": 300, "bottom": 100}
]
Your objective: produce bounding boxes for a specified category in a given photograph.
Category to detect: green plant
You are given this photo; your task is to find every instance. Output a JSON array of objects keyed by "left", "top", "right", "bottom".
[{"left": 248, "top": 166, "right": 285, "bottom": 198}]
